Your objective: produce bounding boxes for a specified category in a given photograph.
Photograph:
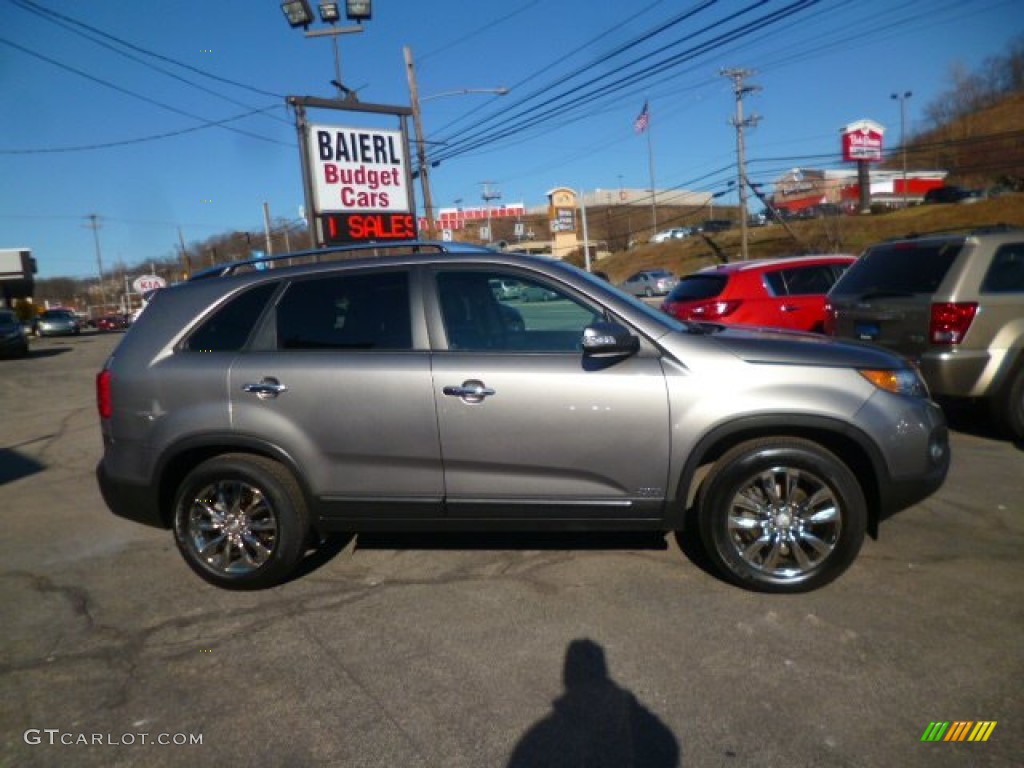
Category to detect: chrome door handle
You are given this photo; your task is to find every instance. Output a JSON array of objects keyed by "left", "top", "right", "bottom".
[
  {"left": 242, "top": 378, "right": 288, "bottom": 399},
  {"left": 443, "top": 380, "right": 495, "bottom": 402},
  {"left": 780, "top": 304, "right": 800, "bottom": 312}
]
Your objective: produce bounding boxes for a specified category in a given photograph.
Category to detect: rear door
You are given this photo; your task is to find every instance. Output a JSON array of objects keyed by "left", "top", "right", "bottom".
[
  {"left": 229, "top": 268, "right": 444, "bottom": 521},
  {"left": 762, "top": 262, "right": 848, "bottom": 332},
  {"left": 428, "top": 267, "right": 671, "bottom": 522}
]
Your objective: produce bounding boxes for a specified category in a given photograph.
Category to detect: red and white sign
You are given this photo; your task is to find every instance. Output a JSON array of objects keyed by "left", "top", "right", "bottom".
[
  {"left": 132, "top": 275, "right": 166, "bottom": 294},
  {"left": 308, "top": 124, "right": 410, "bottom": 214},
  {"left": 841, "top": 119, "right": 885, "bottom": 163}
]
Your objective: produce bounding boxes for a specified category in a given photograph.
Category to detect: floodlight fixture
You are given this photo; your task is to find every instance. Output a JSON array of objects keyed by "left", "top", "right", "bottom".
[
  {"left": 318, "top": 2, "right": 341, "bottom": 23},
  {"left": 346, "top": 0, "right": 372, "bottom": 22},
  {"left": 281, "top": 0, "right": 315, "bottom": 28}
]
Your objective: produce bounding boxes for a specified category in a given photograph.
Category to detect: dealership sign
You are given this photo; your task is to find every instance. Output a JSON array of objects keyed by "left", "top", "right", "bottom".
[
  {"left": 307, "top": 123, "right": 415, "bottom": 244},
  {"left": 132, "top": 274, "right": 166, "bottom": 294},
  {"left": 841, "top": 119, "right": 885, "bottom": 163}
]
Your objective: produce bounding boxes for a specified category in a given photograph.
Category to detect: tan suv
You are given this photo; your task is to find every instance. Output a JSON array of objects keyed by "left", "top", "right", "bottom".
[{"left": 825, "top": 226, "right": 1024, "bottom": 439}]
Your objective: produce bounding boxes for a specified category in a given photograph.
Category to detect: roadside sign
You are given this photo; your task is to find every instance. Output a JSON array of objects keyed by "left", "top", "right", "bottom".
[
  {"left": 132, "top": 275, "right": 166, "bottom": 294},
  {"left": 307, "top": 124, "right": 409, "bottom": 214}
]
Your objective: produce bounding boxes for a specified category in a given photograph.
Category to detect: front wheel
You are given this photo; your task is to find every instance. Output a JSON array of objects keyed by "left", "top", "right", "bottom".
[
  {"left": 173, "top": 454, "right": 309, "bottom": 590},
  {"left": 697, "top": 438, "right": 866, "bottom": 593}
]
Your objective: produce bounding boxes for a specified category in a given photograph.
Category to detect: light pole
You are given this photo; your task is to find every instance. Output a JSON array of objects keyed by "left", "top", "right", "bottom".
[
  {"left": 891, "top": 90, "right": 912, "bottom": 208},
  {"left": 404, "top": 45, "right": 508, "bottom": 239},
  {"left": 281, "top": 1, "right": 370, "bottom": 99}
]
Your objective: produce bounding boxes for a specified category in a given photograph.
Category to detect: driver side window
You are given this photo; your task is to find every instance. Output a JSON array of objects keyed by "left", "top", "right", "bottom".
[{"left": 437, "top": 271, "right": 602, "bottom": 352}]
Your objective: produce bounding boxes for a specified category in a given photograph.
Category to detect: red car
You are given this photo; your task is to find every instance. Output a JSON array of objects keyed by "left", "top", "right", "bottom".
[
  {"left": 660, "top": 254, "right": 856, "bottom": 332},
  {"left": 94, "top": 314, "right": 130, "bottom": 332}
]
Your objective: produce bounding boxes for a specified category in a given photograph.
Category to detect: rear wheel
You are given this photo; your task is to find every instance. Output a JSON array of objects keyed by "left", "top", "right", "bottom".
[
  {"left": 697, "top": 438, "right": 866, "bottom": 593},
  {"left": 993, "top": 366, "right": 1024, "bottom": 441},
  {"left": 173, "top": 454, "right": 309, "bottom": 590}
]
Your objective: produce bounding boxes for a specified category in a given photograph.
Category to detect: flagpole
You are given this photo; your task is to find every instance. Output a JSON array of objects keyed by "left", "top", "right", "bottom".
[{"left": 646, "top": 122, "right": 658, "bottom": 234}]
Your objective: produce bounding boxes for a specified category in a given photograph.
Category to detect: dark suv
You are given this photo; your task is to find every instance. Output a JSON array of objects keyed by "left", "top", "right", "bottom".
[
  {"left": 825, "top": 226, "right": 1024, "bottom": 439},
  {"left": 96, "top": 243, "right": 949, "bottom": 593}
]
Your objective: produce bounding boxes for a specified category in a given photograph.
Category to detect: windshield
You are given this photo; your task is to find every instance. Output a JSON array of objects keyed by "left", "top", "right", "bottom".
[{"left": 831, "top": 240, "right": 964, "bottom": 296}]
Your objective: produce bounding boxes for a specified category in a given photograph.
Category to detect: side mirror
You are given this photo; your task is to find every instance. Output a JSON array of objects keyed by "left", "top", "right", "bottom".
[{"left": 581, "top": 321, "right": 639, "bottom": 358}]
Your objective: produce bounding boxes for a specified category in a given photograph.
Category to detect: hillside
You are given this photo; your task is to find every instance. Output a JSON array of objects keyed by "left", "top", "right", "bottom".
[{"left": 584, "top": 192, "right": 1024, "bottom": 282}]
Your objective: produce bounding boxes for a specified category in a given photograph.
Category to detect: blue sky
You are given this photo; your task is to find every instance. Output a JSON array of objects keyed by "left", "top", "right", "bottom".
[{"left": 1, "top": 0, "right": 1021, "bottom": 279}]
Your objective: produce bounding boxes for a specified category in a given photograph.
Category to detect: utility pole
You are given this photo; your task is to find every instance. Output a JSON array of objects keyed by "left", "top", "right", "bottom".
[
  {"left": 891, "top": 90, "right": 912, "bottom": 208},
  {"left": 481, "top": 182, "right": 501, "bottom": 244},
  {"left": 178, "top": 226, "right": 191, "bottom": 280},
  {"left": 404, "top": 46, "right": 434, "bottom": 239},
  {"left": 721, "top": 68, "right": 760, "bottom": 260},
  {"left": 84, "top": 214, "right": 107, "bottom": 308}
]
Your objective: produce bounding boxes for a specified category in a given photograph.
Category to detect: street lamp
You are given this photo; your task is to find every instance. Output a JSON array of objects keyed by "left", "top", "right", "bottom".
[
  {"left": 891, "top": 90, "right": 912, "bottom": 208},
  {"left": 281, "top": 1, "right": 370, "bottom": 99},
  {"left": 404, "top": 46, "right": 508, "bottom": 240}
]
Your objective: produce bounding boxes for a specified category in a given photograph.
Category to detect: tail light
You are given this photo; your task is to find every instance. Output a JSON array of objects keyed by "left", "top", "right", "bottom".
[
  {"left": 930, "top": 302, "right": 978, "bottom": 344},
  {"left": 684, "top": 300, "right": 741, "bottom": 321},
  {"left": 823, "top": 300, "right": 837, "bottom": 335},
  {"left": 96, "top": 369, "right": 112, "bottom": 419}
]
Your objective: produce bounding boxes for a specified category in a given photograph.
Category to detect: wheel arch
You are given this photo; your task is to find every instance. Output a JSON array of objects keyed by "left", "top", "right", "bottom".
[
  {"left": 672, "top": 414, "right": 886, "bottom": 538},
  {"left": 155, "top": 434, "right": 313, "bottom": 529}
]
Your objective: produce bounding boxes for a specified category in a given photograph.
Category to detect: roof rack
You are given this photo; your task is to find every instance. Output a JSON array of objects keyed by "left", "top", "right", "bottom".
[{"left": 189, "top": 240, "right": 493, "bottom": 280}]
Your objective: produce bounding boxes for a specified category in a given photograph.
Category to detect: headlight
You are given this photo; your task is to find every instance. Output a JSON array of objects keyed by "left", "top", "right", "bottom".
[{"left": 858, "top": 368, "right": 929, "bottom": 398}]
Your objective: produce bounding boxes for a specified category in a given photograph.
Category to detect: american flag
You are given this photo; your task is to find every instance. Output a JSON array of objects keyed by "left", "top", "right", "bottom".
[{"left": 633, "top": 101, "right": 650, "bottom": 134}]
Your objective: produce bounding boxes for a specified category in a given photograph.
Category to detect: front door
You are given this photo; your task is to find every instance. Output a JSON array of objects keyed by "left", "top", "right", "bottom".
[{"left": 429, "top": 268, "right": 671, "bottom": 522}]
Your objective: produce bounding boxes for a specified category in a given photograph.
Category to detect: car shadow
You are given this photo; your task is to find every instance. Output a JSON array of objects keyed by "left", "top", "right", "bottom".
[
  {"left": 22, "top": 347, "right": 72, "bottom": 359},
  {"left": 291, "top": 530, "right": 673, "bottom": 582},
  {"left": 0, "top": 447, "right": 46, "bottom": 485},
  {"left": 940, "top": 398, "right": 1022, "bottom": 450}
]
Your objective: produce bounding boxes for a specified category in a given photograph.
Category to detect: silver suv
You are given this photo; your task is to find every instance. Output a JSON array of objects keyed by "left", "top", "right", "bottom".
[
  {"left": 825, "top": 226, "right": 1024, "bottom": 440},
  {"left": 96, "top": 243, "right": 949, "bottom": 593}
]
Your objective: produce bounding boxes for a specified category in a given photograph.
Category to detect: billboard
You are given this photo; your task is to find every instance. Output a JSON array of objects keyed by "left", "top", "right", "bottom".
[
  {"left": 307, "top": 123, "right": 415, "bottom": 244},
  {"left": 841, "top": 119, "right": 885, "bottom": 163}
]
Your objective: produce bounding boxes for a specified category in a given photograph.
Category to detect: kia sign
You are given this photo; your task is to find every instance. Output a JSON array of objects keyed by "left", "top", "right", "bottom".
[
  {"left": 132, "top": 275, "right": 166, "bottom": 294},
  {"left": 308, "top": 124, "right": 410, "bottom": 214},
  {"left": 841, "top": 119, "right": 885, "bottom": 163}
]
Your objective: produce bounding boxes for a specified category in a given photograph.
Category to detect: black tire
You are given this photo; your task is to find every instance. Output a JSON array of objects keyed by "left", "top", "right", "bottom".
[
  {"left": 697, "top": 438, "right": 866, "bottom": 593},
  {"left": 173, "top": 454, "right": 309, "bottom": 590},
  {"left": 993, "top": 366, "right": 1024, "bottom": 441}
]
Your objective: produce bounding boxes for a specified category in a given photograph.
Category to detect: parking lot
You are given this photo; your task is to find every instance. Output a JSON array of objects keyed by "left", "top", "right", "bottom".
[{"left": 1, "top": 330, "right": 1021, "bottom": 767}]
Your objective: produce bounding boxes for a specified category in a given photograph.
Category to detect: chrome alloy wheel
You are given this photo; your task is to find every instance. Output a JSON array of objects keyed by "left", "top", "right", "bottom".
[
  {"left": 726, "top": 466, "right": 841, "bottom": 579},
  {"left": 184, "top": 480, "right": 279, "bottom": 576}
]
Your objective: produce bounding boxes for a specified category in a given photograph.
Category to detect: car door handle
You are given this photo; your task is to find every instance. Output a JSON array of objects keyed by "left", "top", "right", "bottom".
[
  {"left": 443, "top": 380, "right": 495, "bottom": 402},
  {"left": 780, "top": 304, "right": 801, "bottom": 312},
  {"left": 242, "top": 378, "right": 288, "bottom": 399}
]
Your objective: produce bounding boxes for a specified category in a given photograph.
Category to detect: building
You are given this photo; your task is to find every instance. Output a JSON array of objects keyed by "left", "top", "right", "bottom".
[{"left": 771, "top": 168, "right": 948, "bottom": 213}]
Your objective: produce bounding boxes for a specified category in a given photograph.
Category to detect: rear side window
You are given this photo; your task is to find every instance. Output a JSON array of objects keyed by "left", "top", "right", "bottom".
[
  {"left": 980, "top": 244, "right": 1024, "bottom": 293},
  {"left": 276, "top": 271, "right": 411, "bottom": 350},
  {"left": 185, "top": 282, "right": 278, "bottom": 352},
  {"left": 764, "top": 265, "right": 841, "bottom": 296},
  {"left": 831, "top": 241, "right": 963, "bottom": 296},
  {"left": 667, "top": 274, "right": 727, "bottom": 301}
]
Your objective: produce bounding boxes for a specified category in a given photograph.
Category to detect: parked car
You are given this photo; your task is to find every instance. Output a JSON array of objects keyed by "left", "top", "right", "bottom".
[
  {"left": 617, "top": 268, "right": 678, "bottom": 297},
  {"left": 651, "top": 228, "right": 693, "bottom": 243},
  {"left": 700, "top": 219, "right": 733, "bottom": 233},
  {"left": 922, "top": 185, "right": 982, "bottom": 204},
  {"left": 825, "top": 225, "right": 1024, "bottom": 439},
  {"left": 96, "top": 242, "right": 948, "bottom": 593},
  {"left": 34, "top": 309, "right": 81, "bottom": 337},
  {"left": 94, "top": 314, "right": 130, "bottom": 332},
  {"left": 660, "top": 254, "right": 856, "bottom": 332},
  {"left": 0, "top": 308, "right": 29, "bottom": 358}
]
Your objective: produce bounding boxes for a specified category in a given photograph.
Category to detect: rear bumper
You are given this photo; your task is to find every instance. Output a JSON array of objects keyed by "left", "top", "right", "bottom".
[
  {"left": 96, "top": 460, "right": 166, "bottom": 529},
  {"left": 918, "top": 349, "right": 991, "bottom": 398}
]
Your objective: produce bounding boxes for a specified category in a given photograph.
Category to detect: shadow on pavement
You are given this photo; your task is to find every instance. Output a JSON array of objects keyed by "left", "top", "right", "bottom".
[
  {"left": 0, "top": 448, "right": 46, "bottom": 485},
  {"left": 507, "top": 638, "right": 681, "bottom": 767}
]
